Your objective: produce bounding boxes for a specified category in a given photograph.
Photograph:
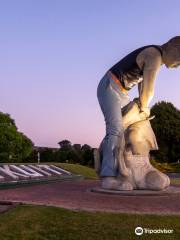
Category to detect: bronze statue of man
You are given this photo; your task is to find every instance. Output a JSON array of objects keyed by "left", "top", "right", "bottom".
[{"left": 97, "top": 36, "right": 180, "bottom": 190}]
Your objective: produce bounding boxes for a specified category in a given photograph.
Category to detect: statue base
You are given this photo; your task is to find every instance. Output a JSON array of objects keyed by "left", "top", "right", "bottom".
[{"left": 90, "top": 186, "right": 180, "bottom": 196}]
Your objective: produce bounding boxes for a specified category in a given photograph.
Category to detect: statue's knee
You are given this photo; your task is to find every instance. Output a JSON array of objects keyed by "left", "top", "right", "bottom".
[{"left": 145, "top": 171, "right": 170, "bottom": 190}]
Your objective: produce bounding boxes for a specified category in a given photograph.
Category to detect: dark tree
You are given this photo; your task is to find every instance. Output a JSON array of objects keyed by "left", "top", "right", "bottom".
[
  {"left": 0, "top": 112, "right": 33, "bottom": 162},
  {"left": 73, "top": 144, "right": 81, "bottom": 151},
  {"left": 81, "top": 144, "right": 91, "bottom": 151},
  {"left": 151, "top": 101, "right": 180, "bottom": 163},
  {"left": 40, "top": 149, "right": 54, "bottom": 162},
  {"left": 81, "top": 144, "right": 94, "bottom": 166},
  {"left": 58, "top": 140, "right": 72, "bottom": 150}
]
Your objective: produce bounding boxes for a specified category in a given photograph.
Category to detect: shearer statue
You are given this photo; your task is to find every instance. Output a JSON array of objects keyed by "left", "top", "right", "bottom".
[{"left": 96, "top": 36, "right": 180, "bottom": 191}]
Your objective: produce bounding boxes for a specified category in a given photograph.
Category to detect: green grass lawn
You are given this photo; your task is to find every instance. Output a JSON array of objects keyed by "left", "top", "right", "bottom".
[
  {"left": 54, "top": 163, "right": 98, "bottom": 179},
  {"left": 0, "top": 205, "right": 179, "bottom": 240},
  {"left": 150, "top": 160, "right": 180, "bottom": 173},
  {"left": 170, "top": 178, "right": 180, "bottom": 185}
]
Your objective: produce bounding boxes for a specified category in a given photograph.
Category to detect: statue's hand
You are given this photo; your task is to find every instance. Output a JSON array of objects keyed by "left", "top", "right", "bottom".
[{"left": 140, "top": 107, "right": 150, "bottom": 119}]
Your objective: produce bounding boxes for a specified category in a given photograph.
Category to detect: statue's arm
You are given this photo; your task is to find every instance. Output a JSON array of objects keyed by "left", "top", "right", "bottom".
[
  {"left": 139, "top": 49, "right": 162, "bottom": 113},
  {"left": 140, "top": 68, "right": 159, "bottom": 110}
]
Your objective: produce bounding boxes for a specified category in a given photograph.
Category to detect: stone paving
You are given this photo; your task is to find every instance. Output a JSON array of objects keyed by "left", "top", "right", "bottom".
[
  {"left": 0, "top": 202, "right": 19, "bottom": 214},
  {"left": 0, "top": 180, "right": 179, "bottom": 215}
]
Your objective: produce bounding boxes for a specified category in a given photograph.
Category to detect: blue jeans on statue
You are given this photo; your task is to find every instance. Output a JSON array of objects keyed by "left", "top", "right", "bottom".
[{"left": 97, "top": 72, "right": 130, "bottom": 177}]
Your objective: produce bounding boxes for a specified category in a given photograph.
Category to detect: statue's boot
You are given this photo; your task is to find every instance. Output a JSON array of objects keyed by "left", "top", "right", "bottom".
[
  {"left": 102, "top": 177, "right": 133, "bottom": 191},
  {"left": 125, "top": 155, "right": 170, "bottom": 190}
]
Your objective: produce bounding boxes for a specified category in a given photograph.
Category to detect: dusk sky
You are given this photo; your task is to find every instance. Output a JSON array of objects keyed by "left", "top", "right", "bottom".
[{"left": 1, "top": 0, "right": 180, "bottom": 148}]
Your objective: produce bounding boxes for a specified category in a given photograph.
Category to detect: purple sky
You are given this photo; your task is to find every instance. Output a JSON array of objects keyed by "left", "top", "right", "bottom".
[{"left": 0, "top": 0, "right": 180, "bottom": 148}]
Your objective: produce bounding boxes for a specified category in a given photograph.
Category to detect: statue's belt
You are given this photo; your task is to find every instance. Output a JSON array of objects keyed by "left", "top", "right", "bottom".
[{"left": 108, "top": 71, "right": 128, "bottom": 94}]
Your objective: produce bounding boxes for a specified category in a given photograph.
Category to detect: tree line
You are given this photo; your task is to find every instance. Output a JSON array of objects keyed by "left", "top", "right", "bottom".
[
  {"left": 29, "top": 140, "right": 94, "bottom": 167},
  {"left": 0, "top": 101, "right": 179, "bottom": 165}
]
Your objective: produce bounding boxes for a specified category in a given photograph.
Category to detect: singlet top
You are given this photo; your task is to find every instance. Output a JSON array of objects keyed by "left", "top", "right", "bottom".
[{"left": 109, "top": 45, "right": 163, "bottom": 90}]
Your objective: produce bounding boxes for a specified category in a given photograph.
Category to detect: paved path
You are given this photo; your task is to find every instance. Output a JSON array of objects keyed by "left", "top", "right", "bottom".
[
  {"left": 167, "top": 172, "right": 180, "bottom": 178},
  {"left": 0, "top": 202, "right": 19, "bottom": 214},
  {"left": 0, "top": 180, "right": 179, "bottom": 215}
]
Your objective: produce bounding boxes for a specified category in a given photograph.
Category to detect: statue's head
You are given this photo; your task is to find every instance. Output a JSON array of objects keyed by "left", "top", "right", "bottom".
[{"left": 162, "top": 36, "right": 180, "bottom": 68}]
